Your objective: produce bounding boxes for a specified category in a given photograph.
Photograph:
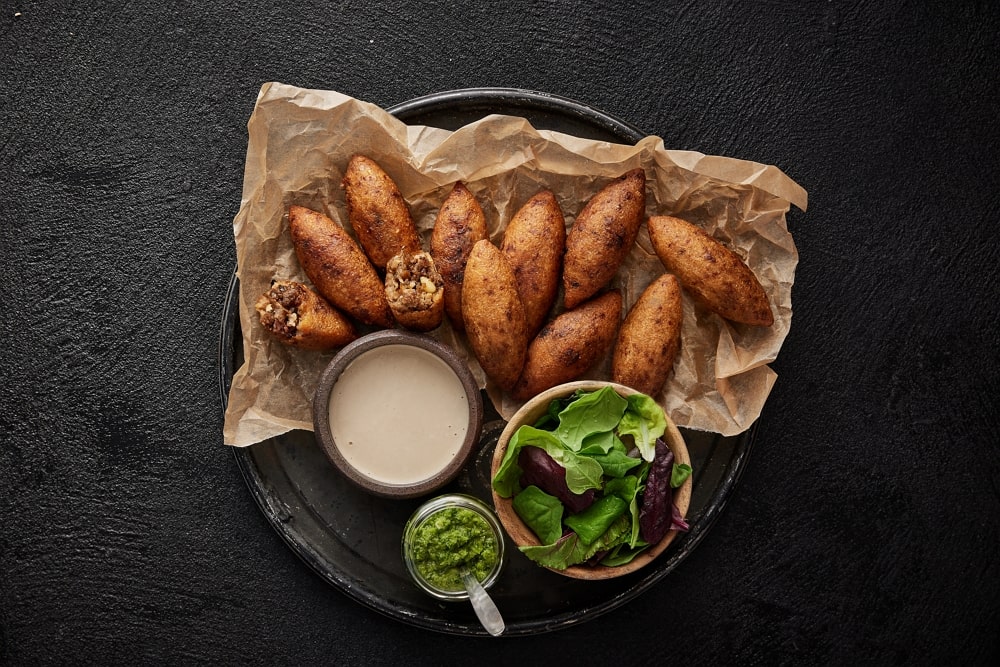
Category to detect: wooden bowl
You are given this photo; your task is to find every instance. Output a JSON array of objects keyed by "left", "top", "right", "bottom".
[
  {"left": 313, "top": 330, "right": 483, "bottom": 499},
  {"left": 490, "top": 380, "right": 691, "bottom": 579}
]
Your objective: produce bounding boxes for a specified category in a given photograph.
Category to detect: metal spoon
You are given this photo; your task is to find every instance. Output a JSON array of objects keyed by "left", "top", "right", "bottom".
[{"left": 460, "top": 569, "right": 505, "bottom": 637}]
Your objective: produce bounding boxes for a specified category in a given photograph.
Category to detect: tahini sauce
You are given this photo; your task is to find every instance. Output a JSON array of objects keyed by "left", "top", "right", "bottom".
[{"left": 328, "top": 345, "right": 470, "bottom": 484}]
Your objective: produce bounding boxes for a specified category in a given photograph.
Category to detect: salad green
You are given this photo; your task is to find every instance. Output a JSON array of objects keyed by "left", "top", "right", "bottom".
[{"left": 492, "top": 386, "right": 691, "bottom": 569}]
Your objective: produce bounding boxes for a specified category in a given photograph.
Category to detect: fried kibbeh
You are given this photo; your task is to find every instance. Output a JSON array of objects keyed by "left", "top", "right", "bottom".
[
  {"left": 429, "top": 182, "right": 488, "bottom": 331},
  {"left": 342, "top": 154, "right": 421, "bottom": 270},
  {"left": 612, "top": 274, "right": 683, "bottom": 396},
  {"left": 288, "top": 205, "right": 394, "bottom": 328},
  {"left": 501, "top": 190, "right": 566, "bottom": 338},
  {"left": 512, "top": 290, "right": 623, "bottom": 400},
  {"left": 462, "top": 240, "right": 528, "bottom": 392},
  {"left": 255, "top": 280, "right": 357, "bottom": 350},
  {"left": 648, "top": 215, "right": 773, "bottom": 326},
  {"left": 562, "top": 168, "right": 646, "bottom": 309},
  {"left": 384, "top": 249, "right": 445, "bottom": 332}
]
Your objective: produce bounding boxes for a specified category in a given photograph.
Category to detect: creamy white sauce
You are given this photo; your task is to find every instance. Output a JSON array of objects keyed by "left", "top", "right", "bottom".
[{"left": 328, "top": 344, "right": 470, "bottom": 485}]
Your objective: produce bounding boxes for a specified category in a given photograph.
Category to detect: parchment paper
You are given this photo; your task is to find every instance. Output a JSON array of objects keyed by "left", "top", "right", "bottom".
[{"left": 223, "top": 83, "right": 807, "bottom": 446}]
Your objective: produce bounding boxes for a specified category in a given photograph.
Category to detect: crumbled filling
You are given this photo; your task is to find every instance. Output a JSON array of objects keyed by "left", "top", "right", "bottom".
[
  {"left": 386, "top": 251, "right": 443, "bottom": 312},
  {"left": 256, "top": 282, "right": 304, "bottom": 338}
]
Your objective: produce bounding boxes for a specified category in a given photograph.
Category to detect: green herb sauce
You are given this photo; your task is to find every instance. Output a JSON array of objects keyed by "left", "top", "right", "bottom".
[{"left": 410, "top": 507, "right": 498, "bottom": 592}]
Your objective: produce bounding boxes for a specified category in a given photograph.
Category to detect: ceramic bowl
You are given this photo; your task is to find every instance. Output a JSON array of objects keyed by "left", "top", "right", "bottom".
[
  {"left": 490, "top": 380, "right": 691, "bottom": 579},
  {"left": 313, "top": 330, "right": 483, "bottom": 499}
]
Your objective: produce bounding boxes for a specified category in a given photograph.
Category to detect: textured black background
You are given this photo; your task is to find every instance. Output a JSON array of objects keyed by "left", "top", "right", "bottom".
[{"left": 2, "top": 1, "right": 998, "bottom": 664}]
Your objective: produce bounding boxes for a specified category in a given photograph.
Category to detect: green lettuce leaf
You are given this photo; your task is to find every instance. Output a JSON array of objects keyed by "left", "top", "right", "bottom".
[
  {"left": 519, "top": 514, "right": 632, "bottom": 570},
  {"left": 671, "top": 462, "right": 692, "bottom": 488},
  {"left": 617, "top": 393, "right": 667, "bottom": 462},
  {"left": 532, "top": 393, "right": 578, "bottom": 431},
  {"left": 580, "top": 429, "right": 617, "bottom": 453},
  {"left": 605, "top": 473, "right": 644, "bottom": 547},
  {"left": 563, "top": 494, "right": 628, "bottom": 545},
  {"left": 600, "top": 540, "right": 650, "bottom": 567},
  {"left": 554, "top": 386, "right": 628, "bottom": 451},
  {"left": 581, "top": 447, "right": 643, "bottom": 479},
  {"left": 491, "top": 425, "right": 603, "bottom": 497},
  {"left": 512, "top": 485, "right": 564, "bottom": 545}
]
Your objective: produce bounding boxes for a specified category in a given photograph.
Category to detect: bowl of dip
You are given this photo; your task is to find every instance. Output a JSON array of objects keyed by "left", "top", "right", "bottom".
[
  {"left": 402, "top": 494, "right": 505, "bottom": 600},
  {"left": 313, "top": 330, "right": 484, "bottom": 499}
]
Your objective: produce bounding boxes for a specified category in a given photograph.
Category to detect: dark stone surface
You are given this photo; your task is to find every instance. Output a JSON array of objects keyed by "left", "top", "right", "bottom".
[{"left": 2, "top": 0, "right": 997, "bottom": 664}]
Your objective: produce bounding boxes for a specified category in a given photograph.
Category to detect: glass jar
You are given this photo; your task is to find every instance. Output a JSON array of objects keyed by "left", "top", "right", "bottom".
[{"left": 402, "top": 494, "right": 505, "bottom": 600}]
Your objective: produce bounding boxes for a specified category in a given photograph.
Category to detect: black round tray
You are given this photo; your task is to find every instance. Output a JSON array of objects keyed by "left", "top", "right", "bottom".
[{"left": 218, "top": 88, "right": 756, "bottom": 636}]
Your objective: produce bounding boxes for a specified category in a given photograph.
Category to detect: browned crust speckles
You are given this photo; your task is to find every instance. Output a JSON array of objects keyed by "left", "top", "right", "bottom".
[
  {"left": 255, "top": 280, "right": 357, "bottom": 350},
  {"left": 612, "top": 273, "right": 683, "bottom": 396},
  {"left": 501, "top": 190, "right": 566, "bottom": 338},
  {"left": 512, "top": 290, "right": 623, "bottom": 400},
  {"left": 429, "top": 182, "right": 489, "bottom": 331},
  {"left": 562, "top": 169, "right": 646, "bottom": 309},
  {"left": 342, "top": 154, "right": 421, "bottom": 270},
  {"left": 647, "top": 215, "right": 773, "bottom": 326},
  {"left": 461, "top": 240, "right": 528, "bottom": 391},
  {"left": 288, "top": 205, "right": 394, "bottom": 327}
]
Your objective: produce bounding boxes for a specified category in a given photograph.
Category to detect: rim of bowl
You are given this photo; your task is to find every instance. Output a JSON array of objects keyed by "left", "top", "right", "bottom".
[
  {"left": 489, "top": 380, "right": 692, "bottom": 579},
  {"left": 313, "top": 330, "right": 484, "bottom": 499},
  {"left": 401, "top": 493, "right": 506, "bottom": 601}
]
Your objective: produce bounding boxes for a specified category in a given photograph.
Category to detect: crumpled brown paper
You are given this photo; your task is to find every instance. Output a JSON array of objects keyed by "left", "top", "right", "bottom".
[{"left": 223, "top": 83, "right": 807, "bottom": 446}]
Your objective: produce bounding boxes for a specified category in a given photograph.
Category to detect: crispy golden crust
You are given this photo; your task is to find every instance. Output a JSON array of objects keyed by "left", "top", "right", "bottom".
[
  {"left": 288, "top": 205, "right": 394, "bottom": 328},
  {"left": 384, "top": 249, "right": 445, "bottom": 332},
  {"left": 255, "top": 280, "right": 357, "bottom": 350},
  {"left": 342, "top": 154, "right": 421, "bottom": 270},
  {"left": 562, "top": 168, "right": 646, "bottom": 309},
  {"left": 461, "top": 240, "right": 528, "bottom": 392},
  {"left": 512, "top": 290, "right": 623, "bottom": 400},
  {"left": 429, "top": 182, "right": 488, "bottom": 331},
  {"left": 612, "top": 274, "right": 683, "bottom": 396},
  {"left": 501, "top": 190, "right": 566, "bottom": 338},
  {"left": 647, "top": 215, "right": 773, "bottom": 326}
]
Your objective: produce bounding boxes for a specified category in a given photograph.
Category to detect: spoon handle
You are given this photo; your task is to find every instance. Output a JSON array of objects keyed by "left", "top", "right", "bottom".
[{"left": 460, "top": 570, "right": 505, "bottom": 637}]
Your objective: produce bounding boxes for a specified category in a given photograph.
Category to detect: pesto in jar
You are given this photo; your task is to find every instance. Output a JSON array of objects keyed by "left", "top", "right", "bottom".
[{"left": 409, "top": 506, "right": 499, "bottom": 592}]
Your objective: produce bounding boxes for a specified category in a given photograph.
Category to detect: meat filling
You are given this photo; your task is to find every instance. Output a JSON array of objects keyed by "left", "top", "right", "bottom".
[
  {"left": 256, "top": 281, "right": 304, "bottom": 338},
  {"left": 385, "top": 250, "right": 443, "bottom": 313}
]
